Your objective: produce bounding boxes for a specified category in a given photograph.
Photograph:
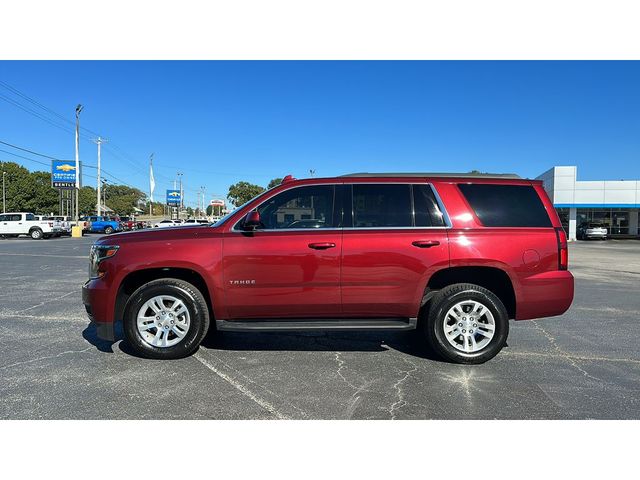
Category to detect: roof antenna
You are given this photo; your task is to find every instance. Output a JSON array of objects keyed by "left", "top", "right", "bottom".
[{"left": 309, "top": 169, "right": 316, "bottom": 177}]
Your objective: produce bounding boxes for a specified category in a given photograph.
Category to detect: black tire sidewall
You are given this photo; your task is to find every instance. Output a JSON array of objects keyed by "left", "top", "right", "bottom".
[
  {"left": 427, "top": 285, "right": 509, "bottom": 364},
  {"left": 123, "top": 280, "right": 209, "bottom": 359}
]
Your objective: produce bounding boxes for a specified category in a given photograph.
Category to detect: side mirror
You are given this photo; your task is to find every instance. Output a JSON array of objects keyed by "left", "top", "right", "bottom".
[{"left": 243, "top": 210, "right": 262, "bottom": 231}]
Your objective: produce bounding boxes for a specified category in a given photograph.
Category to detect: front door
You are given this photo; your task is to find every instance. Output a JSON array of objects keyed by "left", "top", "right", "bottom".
[
  {"left": 341, "top": 183, "right": 450, "bottom": 318},
  {"left": 223, "top": 184, "right": 342, "bottom": 319}
]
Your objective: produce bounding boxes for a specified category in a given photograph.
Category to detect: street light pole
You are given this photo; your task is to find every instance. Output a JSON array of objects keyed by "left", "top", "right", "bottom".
[
  {"left": 177, "top": 172, "right": 183, "bottom": 211},
  {"left": 74, "top": 104, "right": 83, "bottom": 224}
]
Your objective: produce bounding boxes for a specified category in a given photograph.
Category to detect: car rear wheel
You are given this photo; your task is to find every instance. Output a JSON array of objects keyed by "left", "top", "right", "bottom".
[
  {"left": 123, "top": 278, "right": 210, "bottom": 359},
  {"left": 423, "top": 283, "right": 509, "bottom": 364},
  {"left": 30, "top": 228, "right": 43, "bottom": 240},
  {"left": 104, "top": 226, "right": 114, "bottom": 234}
]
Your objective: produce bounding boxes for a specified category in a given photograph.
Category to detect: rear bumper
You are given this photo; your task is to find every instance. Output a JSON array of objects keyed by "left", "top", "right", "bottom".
[
  {"left": 516, "top": 270, "right": 574, "bottom": 320},
  {"left": 82, "top": 281, "right": 116, "bottom": 341}
]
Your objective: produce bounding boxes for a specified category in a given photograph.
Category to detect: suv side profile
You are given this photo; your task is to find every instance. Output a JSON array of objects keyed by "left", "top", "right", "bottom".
[{"left": 83, "top": 173, "right": 574, "bottom": 364}]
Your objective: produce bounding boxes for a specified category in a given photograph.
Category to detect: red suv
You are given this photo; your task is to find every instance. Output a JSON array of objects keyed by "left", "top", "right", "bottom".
[{"left": 83, "top": 173, "right": 573, "bottom": 364}]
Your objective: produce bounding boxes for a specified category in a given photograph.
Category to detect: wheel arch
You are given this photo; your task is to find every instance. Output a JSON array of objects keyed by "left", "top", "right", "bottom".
[
  {"left": 422, "top": 266, "right": 517, "bottom": 319},
  {"left": 115, "top": 267, "right": 215, "bottom": 324}
]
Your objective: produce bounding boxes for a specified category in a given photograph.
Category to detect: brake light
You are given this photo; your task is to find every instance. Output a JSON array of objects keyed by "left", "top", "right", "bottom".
[
  {"left": 48, "top": 222, "right": 54, "bottom": 227},
  {"left": 555, "top": 227, "right": 568, "bottom": 270}
]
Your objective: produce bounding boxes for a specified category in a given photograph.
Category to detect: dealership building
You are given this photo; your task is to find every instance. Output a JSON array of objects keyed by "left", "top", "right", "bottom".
[{"left": 537, "top": 166, "right": 640, "bottom": 241}]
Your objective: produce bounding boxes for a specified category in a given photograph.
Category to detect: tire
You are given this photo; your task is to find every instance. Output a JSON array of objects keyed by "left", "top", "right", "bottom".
[
  {"left": 422, "top": 283, "right": 509, "bottom": 364},
  {"left": 30, "top": 228, "right": 43, "bottom": 240},
  {"left": 123, "top": 278, "right": 210, "bottom": 359},
  {"left": 104, "top": 226, "right": 114, "bottom": 235}
]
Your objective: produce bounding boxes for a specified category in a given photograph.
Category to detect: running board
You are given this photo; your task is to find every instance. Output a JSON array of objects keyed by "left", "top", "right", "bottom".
[{"left": 216, "top": 317, "right": 417, "bottom": 332}]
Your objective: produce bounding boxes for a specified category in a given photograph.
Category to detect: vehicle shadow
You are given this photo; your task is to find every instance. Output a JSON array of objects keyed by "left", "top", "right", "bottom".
[
  {"left": 201, "top": 329, "right": 443, "bottom": 362},
  {"left": 82, "top": 322, "right": 123, "bottom": 353}
]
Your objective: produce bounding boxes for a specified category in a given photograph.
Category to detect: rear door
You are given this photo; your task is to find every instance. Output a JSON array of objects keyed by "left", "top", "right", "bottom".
[{"left": 341, "top": 182, "right": 450, "bottom": 318}]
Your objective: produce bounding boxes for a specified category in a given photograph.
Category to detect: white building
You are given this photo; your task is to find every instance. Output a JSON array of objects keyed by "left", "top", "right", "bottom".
[{"left": 537, "top": 166, "right": 640, "bottom": 241}]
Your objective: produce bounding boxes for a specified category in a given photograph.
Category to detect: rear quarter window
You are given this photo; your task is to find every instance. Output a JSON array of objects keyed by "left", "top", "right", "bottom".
[{"left": 458, "top": 184, "right": 552, "bottom": 227}]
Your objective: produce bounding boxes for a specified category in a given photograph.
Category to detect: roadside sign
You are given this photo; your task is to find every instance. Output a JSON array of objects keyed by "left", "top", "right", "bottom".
[
  {"left": 51, "top": 160, "right": 81, "bottom": 189},
  {"left": 166, "top": 189, "right": 181, "bottom": 206}
]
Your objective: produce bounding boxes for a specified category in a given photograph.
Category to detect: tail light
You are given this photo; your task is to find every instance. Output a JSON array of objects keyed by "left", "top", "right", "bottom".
[
  {"left": 555, "top": 227, "right": 568, "bottom": 270},
  {"left": 48, "top": 222, "right": 54, "bottom": 227}
]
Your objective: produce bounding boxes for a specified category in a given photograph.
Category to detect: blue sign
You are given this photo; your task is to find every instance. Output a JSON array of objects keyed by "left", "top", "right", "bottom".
[
  {"left": 51, "top": 160, "right": 80, "bottom": 189},
  {"left": 166, "top": 189, "right": 181, "bottom": 206}
]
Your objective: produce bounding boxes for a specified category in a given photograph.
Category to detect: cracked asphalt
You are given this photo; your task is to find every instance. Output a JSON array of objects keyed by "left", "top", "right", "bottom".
[{"left": 1, "top": 235, "right": 639, "bottom": 419}]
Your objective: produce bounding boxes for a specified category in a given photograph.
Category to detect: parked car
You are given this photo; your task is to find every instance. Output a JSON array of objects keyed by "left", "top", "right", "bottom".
[
  {"left": 34, "top": 216, "right": 64, "bottom": 237},
  {"left": 87, "top": 216, "right": 121, "bottom": 235},
  {"left": 120, "top": 216, "right": 145, "bottom": 231},
  {"left": 0, "top": 212, "right": 62, "bottom": 239},
  {"left": 577, "top": 222, "right": 608, "bottom": 240},
  {"left": 153, "top": 219, "right": 181, "bottom": 228},
  {"left": 83, "top": 173, "right": 574, "bottom": 364},
  {"left": 184, "top": 218, "right": 209, "bottom": 225}
]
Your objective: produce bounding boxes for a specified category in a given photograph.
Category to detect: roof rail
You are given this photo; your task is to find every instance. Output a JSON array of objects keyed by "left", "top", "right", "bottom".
[{"left": 340, "top": 172, "right": 521, "bottom": 179}]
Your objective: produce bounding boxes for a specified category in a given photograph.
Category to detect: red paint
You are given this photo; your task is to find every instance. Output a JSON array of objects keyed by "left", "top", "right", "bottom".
[{"left": 84, "top": 175, "right": 573, "bottom": 332}]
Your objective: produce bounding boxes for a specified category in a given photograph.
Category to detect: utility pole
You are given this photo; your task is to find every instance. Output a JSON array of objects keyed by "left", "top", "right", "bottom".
[
  {"left": 2, "top": 171, "right": 5, "bottom": 213},
  {"left": 94, "top": 137, "right": 107, "bottom": 216},
  {"left": 74, "top": 104, "right": 83, "bottom": 224}
]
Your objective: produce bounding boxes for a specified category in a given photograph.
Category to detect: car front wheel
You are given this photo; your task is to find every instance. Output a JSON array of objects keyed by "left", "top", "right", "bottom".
[
  {"left": 423, "top": 283, "right": 509, "bottom": 364},
  {"left": 104, "top": 226, "right": 114, "bottom": 234},
  {"left": 123, "top": 278, "right": 210, "bottom": 359}
]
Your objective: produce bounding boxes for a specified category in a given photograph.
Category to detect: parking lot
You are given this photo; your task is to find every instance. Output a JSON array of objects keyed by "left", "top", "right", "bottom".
[{"left": 0, "top": 234, "right": 639, "bottom": 419}]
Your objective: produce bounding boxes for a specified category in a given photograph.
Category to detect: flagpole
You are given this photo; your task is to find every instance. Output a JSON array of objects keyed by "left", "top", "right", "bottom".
[{"left": 149, "top": 153, "right": 154, "bottom": 216}]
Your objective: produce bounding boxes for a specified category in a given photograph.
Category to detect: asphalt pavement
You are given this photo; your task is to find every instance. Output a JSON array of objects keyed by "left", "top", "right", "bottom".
[{"left": 1, "top": 234, "right": 639, "bottom": 419}]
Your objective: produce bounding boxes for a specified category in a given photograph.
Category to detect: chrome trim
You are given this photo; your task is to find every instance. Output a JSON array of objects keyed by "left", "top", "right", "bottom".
[
  {"left": 429, "top": 183, "right": 453, "bottom": 228},
  {"left": 230, "top": 181, "right": 453, "bottom": 232}
]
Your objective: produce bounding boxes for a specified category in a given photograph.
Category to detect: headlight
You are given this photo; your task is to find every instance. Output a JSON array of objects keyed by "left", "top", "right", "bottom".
[{"left": 89, "top": 245, "right": 119, "bottom": 279}]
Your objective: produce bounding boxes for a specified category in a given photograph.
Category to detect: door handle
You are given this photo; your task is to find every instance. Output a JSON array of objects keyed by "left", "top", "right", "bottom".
[
  {"left": 308, "top": 242, "right": 336, "bottom": 250},
  {"left": 412, "top": 240, "right": 440, "bottom": 248}
]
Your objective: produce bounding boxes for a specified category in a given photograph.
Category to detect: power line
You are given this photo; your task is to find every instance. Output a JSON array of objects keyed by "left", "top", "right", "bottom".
[
  {"left": 0, "top": 139, "right": 70, "bottom": 161},
  {"left": 0, "top": 80, "right": 104, "bottom": 138}
]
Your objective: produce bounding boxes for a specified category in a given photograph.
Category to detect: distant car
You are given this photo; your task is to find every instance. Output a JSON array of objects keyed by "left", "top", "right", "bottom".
[
  {"left": 34, "top": 216, "right": 64, "bottom": 237},
  {"left": 184, "top": 219, "right": 209, "bottom": 225},
  {"left": 154, "top": 219, "right": 180, "bottom": 228},
  {"left": 578, "top": 223, "right": 608, "bottom": 240},
  {"left": 0, "top": 212, "right": 62, "bottom": 239},
  {"left": 87, "top": 216, "right": 121, "bottom": 235},
  {"left": 120, "top": 216, "right": 145, "bottom": 231}
]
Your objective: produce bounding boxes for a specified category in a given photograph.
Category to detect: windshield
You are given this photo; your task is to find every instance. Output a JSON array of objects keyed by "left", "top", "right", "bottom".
[{"left": 212, "top": 191, "right": 272, "bottom": 227}]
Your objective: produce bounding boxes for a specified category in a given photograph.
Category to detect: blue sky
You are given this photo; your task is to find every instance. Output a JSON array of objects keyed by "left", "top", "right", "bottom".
[{"left": 0, "top": 61, "right": 639, "bottom": 208}]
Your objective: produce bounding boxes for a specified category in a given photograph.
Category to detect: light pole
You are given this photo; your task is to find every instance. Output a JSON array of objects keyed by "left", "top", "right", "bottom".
[
  {"left": 74, "top": 104, "right": 83, "bottom": 224},
  {"left": 2, "top": 171, "right": 6, "bottom": 213},
  {"left": 177, "top": 172, "right": 183, "bottom": 212}
]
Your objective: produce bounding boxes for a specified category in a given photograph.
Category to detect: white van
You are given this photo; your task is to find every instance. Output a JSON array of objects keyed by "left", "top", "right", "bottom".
[{"left": 0, "top": 212, "right": 62, "bottom": 239}]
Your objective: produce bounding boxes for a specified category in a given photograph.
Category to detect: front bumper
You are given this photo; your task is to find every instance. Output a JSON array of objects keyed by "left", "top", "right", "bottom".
[{"left": 82, "top": 281, "right": 115, "bottom": 341}]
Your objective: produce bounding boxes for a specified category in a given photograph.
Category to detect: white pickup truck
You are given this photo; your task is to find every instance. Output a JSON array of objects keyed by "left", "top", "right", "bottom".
[{"left": 0, "top": 212, "right": 63, "bottom": 239}]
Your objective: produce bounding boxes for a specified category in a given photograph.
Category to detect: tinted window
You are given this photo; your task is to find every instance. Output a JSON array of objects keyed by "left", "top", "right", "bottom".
[
  {"left": 9, "top": 214, "right": 21, "bottom": 221},
  {"left": 241, "top": 185, "right": 335, "bottom": 230},
  {"left": 413, "top": 184, "right": 446, "bottom": 227},
  {"left": 458, "top": 184, "right": 552, "bottom": 227},
  {"left": 353, "top": 184, "right": 412, "bottom": 227}
]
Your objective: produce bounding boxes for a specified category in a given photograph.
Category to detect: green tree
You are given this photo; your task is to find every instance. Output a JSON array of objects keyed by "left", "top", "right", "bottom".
[
  {"left": 267, "top": 177, "right": 283, "bottom": 189},
  {"left": 186, "top": 206, "right": 194, "bottom": 217},
  {"left": 206, "top": 205, "right": 213, "bottom": 216},
  {"left": 227, "top": 181, "right": 265, "bottom": 207},
  {"left": 104, "top": 184, "right": 146, "bottom": 215},
  {"left": 78, "top": 186, "right": 97, "bottom": 215}
]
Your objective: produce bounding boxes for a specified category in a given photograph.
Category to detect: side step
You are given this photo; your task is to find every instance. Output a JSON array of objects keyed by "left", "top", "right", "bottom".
[{"left": 216, "top": 317, "right": 417, "bottom": 332}]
